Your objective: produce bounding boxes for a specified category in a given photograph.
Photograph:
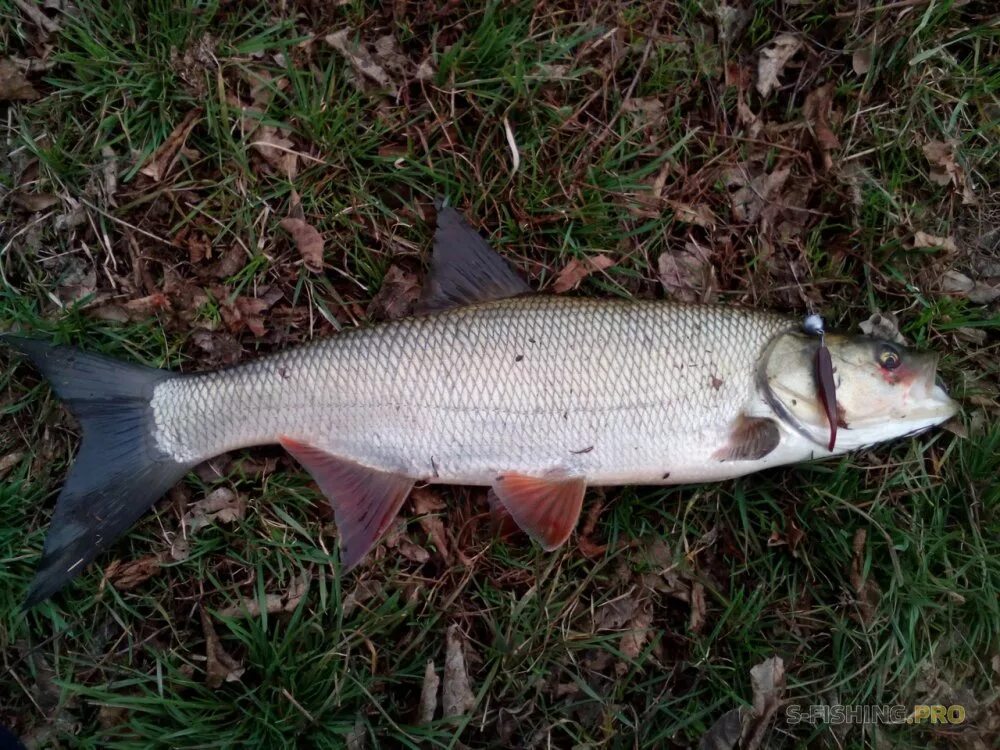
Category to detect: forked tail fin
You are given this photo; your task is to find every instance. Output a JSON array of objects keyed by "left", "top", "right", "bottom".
[{"left": 4, "top": 335, "right": 193, "bottom": 607}]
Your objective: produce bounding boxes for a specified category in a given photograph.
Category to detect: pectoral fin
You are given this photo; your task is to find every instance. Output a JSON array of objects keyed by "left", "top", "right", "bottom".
[
  {"left": 280, "top": 437, "right": 415, "bottom": 570},
  {"left": 418, "top": 205, "right": 531, "bottom": 313},
  {"left": 491, "top": 473, "right": 586, "bottom": 551},
  {"left": 713, "top": 416, "right": 780, "bottom": 462}
]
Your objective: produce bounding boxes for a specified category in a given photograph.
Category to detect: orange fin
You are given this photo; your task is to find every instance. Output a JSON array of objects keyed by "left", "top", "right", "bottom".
[
  {"left": 280, "top": 437, "right": 415, "bottom": 570},
  {"left": 491, "top": 473, "right": 586, "bottom": 551},
  {"left": 713, "top": 416, "right": 780, "bottom": 462}
]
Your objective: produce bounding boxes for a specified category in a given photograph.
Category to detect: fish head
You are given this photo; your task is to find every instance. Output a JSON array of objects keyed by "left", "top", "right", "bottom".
[{"left": 761, "top": 332, "right": 958, "bottom": 451}]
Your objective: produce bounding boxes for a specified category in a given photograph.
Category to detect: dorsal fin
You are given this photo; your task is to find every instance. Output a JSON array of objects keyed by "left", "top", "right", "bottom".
[{"left": 417, "top": 206, "right": 531, "bottom": 313}]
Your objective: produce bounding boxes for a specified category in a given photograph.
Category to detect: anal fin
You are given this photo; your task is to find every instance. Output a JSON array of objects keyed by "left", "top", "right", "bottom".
[
  {"left": 491, "top": 473, "right": 586, "bottom": 551},
  {"left": 280, "top": 437, "right": 415, "bottom": 570}
]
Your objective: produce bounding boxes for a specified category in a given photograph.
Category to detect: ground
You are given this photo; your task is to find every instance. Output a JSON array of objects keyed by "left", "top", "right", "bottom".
[{"left": 0, "top": 1, "right": 998, "bottom": 748}]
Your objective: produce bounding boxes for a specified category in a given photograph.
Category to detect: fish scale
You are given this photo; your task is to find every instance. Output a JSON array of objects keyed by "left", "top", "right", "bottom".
[{"left": 150, "top": 297, "right": 794, "bottom": 485}]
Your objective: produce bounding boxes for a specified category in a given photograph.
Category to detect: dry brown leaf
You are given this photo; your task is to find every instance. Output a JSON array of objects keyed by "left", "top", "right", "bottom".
[
  {"left": 667, "top": 201, "right": 718, "bottom": 229},
  {"left": 595, "top": 595, "right": 641, "bottom": 631},
  {"left": 280, "top": 217, "right": 324, "bottom": 273},
  {"left": 219, "top": 296, "right": 270, "bottom": 337},
  {"left": 619, "top": 603, "right": 654, "bottom": 659},
  {"left": 913, "top": 231, "right": 959, "bottom": 253},
  {"left": 689, "top": 580, "right": 706, "bottom": 633},
  {"left": 200, "top": 609, "right": 245, "bottom": 688},
  {"left": 218, "top": 575, "right": 307, "bottom": 618},
  {"left": 396, "top": 536, "right": 431, "bottom": 564},
  {"left": 325, "top": 29, "right": 392, "bottom": 87},
  {"left": 104, "top": 554, "right": 163, "bottom": 591},
  {"left": 249, "top": 123, "right": 297, "bottom": 179},
  {"left": 0, "top": 451, "right": 25, "bottom": 480},
  {"left": 852, "top": 47, "right": 872, "bottom": 75},
  {"left": 756, "top": 34, "right": 801, "bottom": 97},
  {"left": 11, "top": 192, "right": 59, "bottom": 212},
  {"left": 938, "top": 270, "right": 1000, "bottom": 304},
  {"left": 139, "top": 109, "right": 202, "bottom": 181},
  {"left": 184, "top": 487, "right": 246, "bottom": 536},
  {"left": 803, "top": 83, "right": 840, "bottom": 166},
  {"left": 552, "top": 254, "right": 616, "bottom": 293},
  {"left": 367, "top": 265, "right": 421, "bottom": 320},
  {"left": 922, "top": 140, "right": 976, "bottom": 204},
  {"left": 728, "top": 165, "right": 791, "bottom": 223},
  {"left": 742, "top": 656, "right": 786, "bottom": 750},
  {"left": 699, "top": 708, "right": 743, "bottom": 750},
  {"left": 442, "top": 624, "right": 476, "bottom": 717},
  {"left": 412, "top": 488, "right": 452, "bottom": 565},
  {"left": 658, "top": 241, "right": 714, "bottom": 303},
  {"left": 859, "top": 311, "right": 906, "bottom": 344},
  {"left": 849, "top": 528, "right": 879, "bottom": 624},
  {"left": 0, "top": 58, "right": 40, "bottom": 100},
  {"left": 418, "top": 659, "right": 439, "bottom": 725}
]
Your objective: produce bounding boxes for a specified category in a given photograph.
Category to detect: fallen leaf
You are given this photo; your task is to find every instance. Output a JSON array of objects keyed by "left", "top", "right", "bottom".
[
  {"left": 342, "top": 578, "right": 381, "bottom": 618},
  {"left": 699, "top": 708, "right": 743, "bottom": 750},
  {"left": 728, "top": 165, "right": 791, "bottom": 224},
  {"left": 104, "top": 554, "right": 163, "bottom": 591},
  {"left": 756, "top": 34, "right": 801, "bottom": 97},
  {"left": 0, "top": 58, "right": 40, "bottom": 100},
  {"left": 922, "top": 140, "right": 976, "bottom": 204},
  {"left": 552, "top": 254, "right": 616, "bottom": 293},
  {"left": 802, "top": 84, "right": 840, "bottom": 166},
  {"left": 396, "top": 535, "right": 431, "bottom": 564},
  {"left": 280, "top": 217, "right": 324, "bottom": 273},
  {"left": 0, "top": 451, "right": 25, "bottom": 480},
  {"left": 714, "top": 4, "right": 751, "bottom": 44},
  {"left": 418, "top": 660, "right": 439, "bottom": 725},
  {"left": 913, "top": 231, "right": 959, "bottom": 253},
  {"left": 852, "top": 47, "right": 872, "bottom": 75},
  {"left": 938, "top": 270, "right": 1000, "bottom": 304},
  {"left": 11, "top": 192, "right": 59, "bottom": 212},
  {"left": 658, "top": 241, "right": 714, "bottom": 303},
  {"left": 248, "top": 123, "right": 297, "bottom": 179},
  {"left": 442, "top": 624, "right": 476, "bottom": 717},
  {"left": 139, "top": 108, "right": 202, "bottom": 182},
  {"left": 742, "top": 656, "right": 786, "bottom": 750},
  {"left": 325, "top": 29, "right": 392, "bottom": 87},
  {"left": 415, "top": 58, "right": 436, "bottom": 82},
  {"left": 191, "top": 329, "right": 243, "bottom": 367},
  {"left": 220, "top": 296, "right": 270, "bottom": 337},
  {"left": 217, "top": 575, "right": 307, "bottom": 618},
  {"left": 200, "top": 609, "right": 245, "bottom": 688},
  {"left": 667, "top": 201, "right": 718, "bottom": 228},
  {"left": 372, "top": 35, "right": 409, "bottom": 79},
  {"left": 412, "top": 488, "right": 452, "bottom": 565},
  {"left": 849, "top": 528, "right": 879, "bottom": 624},
  {"left": 619, "top": 603, "right": 654, "bottom": 659},
  {"left": 184, "top": 487, "right": 246, "bottom": 535},
  {"left": 689, "top": 581, "right": 706, "bottom": 633},
  {"left": 859, "top": 311, "right": 906, "bottom": 344},
  {"left": 367, "top": 265, "right": 421, "bottom": 320}
]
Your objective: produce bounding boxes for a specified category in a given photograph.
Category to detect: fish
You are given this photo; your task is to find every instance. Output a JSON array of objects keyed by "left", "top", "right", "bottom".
[{"left": 3, "top": 207, "right": 959, "bottom": 606}]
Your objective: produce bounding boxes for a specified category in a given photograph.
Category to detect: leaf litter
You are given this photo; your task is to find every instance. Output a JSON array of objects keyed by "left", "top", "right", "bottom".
[
  {"left": 699, "top": 656, "right": 787, "bottom": 750},
  {"left": 442, "top": 624, "right": 476, "bottom": 718}
]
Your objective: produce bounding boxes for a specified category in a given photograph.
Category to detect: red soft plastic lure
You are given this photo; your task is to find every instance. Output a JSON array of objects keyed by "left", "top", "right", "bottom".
[{"left": 805, "top": 314, "right": 838, "bottom": 451}]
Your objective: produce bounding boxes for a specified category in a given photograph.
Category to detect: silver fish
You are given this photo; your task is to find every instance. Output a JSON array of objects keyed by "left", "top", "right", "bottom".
[{"left": 4, "top": 208, "right": 958, "bottom": 605}]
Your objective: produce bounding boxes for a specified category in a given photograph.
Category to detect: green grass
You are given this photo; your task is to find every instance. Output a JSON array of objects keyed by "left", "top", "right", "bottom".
[{"left": 1, "top": 1, "right": 998, "bottom": 748}]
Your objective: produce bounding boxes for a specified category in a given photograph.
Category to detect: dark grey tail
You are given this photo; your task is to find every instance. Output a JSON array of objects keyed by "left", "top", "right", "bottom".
[{"left": 4, "top": 335, "right": 192, "bottom": 607}]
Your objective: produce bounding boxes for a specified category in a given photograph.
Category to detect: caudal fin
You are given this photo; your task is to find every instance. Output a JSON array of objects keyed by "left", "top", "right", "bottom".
[{"left": 4, "top": 335, "right": 193, "bottom": 607}]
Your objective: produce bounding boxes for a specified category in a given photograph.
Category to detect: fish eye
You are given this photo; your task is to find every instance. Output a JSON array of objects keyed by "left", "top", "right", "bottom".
[{"left": 877, "top": 344, "right": 901, "bottom": 371}]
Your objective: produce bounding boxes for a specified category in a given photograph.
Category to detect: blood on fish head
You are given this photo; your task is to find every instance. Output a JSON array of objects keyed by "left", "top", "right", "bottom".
[{"left": 760, "top": 332, "right": 958, "bottom": 452}]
